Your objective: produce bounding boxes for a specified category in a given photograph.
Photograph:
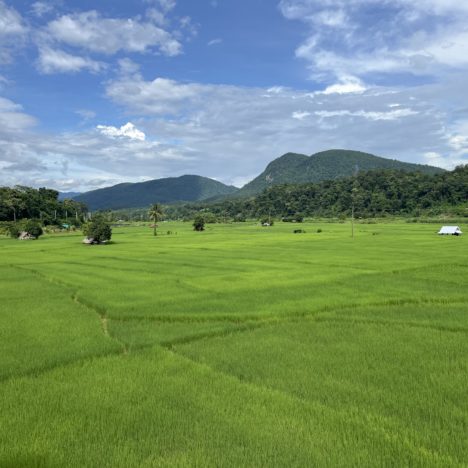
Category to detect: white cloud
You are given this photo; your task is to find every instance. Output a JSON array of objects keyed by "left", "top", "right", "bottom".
[
  {"left": 30, "top": 2, "right": 54, "bottom": 17},
  {"left": 45, "top": 10, "right": 182, "bottom": 57},
  {"left": 97, "top": 122, "right": 146, "bottom": 141},
  {"left": 0, "top": 97, "right": 37, "bottom": 132},
  {"left": 208, "top": 38, "right": 223, "bottom": 46},
  {"left": 76, "top": 109, "right": 96, "bottom": 121},
  {"left": 279, "top": 0, "right": 468, "bottom": 85},
  {"left": 37, "top": 47, "right": 104, "bottom": 74},
  {"left": 292, "top": 111, "right": 311, "bottom": 120},
  {"left": 315, "top": 108, "right": 418, "bottom": 121},
  {"left": 147, "top": 0, "right": 177, "bottom": 13},
  {"left": 106, "top": 75, "right": 203, "bottom": 114},
  {"left": 0, "top": 1, "right": 28, "bottom": 63},
  {"left": 1, "top": 73, "right": 467, "bottom": 191},
  {"left": 0, "top": 2, "right": 26, "bottom": 36},
  {"left": 320, "top": 77, "right": 366, "bottom": 95}
]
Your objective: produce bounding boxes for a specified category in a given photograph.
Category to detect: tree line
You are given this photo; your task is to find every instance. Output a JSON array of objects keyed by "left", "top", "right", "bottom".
[
  {"left": 2, "top": 166, "right": 466, "bottom": 228},
  {"left": 163, "top": 165, "right": 468, "bottom": 220},
  {"left": 0, "top": 186, "right": 87, "bottom": 224}
]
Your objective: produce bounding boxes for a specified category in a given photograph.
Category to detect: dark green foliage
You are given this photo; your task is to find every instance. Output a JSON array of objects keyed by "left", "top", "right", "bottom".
[
  {"left": 148, "top": 203, "right": 164, "bottom": 236},
  {"left": 0, "top": 220, "right": 43, "bottom": 238},
  {"left": 260, "top": 217, "right": 274, "bottom": 226},
  {"left": 6, "top": 223, "right": 20, "bottom": 238},
  {"left": 74, "top": 175, "right": 239, "bottom": 210},
  {"left": 166, "top": 165, "right": 467, "bottom": 220},
  {"left": 83, "top": 217, "right": 112, "bottom": 243},
  {"left": 283, "top": 213, "right": 304, "bottom": 223},
  {"left": 193, "top": 215, "right": 205, "bottom": 231},
  {"left": 23, "top": 220, "right": 43, "bottom": 238},
  {"left": 0, "top": 186, "right": 87, "bottom": 223},
  {"left": 238, "top": 149, "right": 444, "bottom": 196}
]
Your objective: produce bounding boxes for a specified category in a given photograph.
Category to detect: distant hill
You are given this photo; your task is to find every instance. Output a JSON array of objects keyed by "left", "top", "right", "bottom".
[
  {"left": 58, "top": 191, "right": 81, "bottom": 200},
  {"left": 238, "top": 149, "right": 445, "bottom": 196},
  {"left": 74, "top": 175, "right": 239, "bottom": 210}
]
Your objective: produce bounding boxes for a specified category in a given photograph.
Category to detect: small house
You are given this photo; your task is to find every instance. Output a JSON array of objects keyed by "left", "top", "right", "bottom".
[{"left": 438, "top": 226, "right": 463, "bottom": 236}]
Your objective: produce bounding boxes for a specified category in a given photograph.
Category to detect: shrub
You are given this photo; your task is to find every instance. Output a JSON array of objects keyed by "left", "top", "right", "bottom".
[
  {"left": 317, "top": 228, "right": 322, "bottom": 233},
  {"left": 193, "top": 215, "right": 205, "bottom": 231},
  {"left": 23, "top": 220, "right": 43, "bottom": 238},
  {"left": 202, "top": 212, "right": 218, "bottom": 224},
  {"left": 83, "top": 217, "right": 112, "bottom": 243},
  {"left": 233, "top": 214, "right": 246, "bottom": 222},
  {"left": 260, "top": 218, "right": 274, "bottom": 226}
]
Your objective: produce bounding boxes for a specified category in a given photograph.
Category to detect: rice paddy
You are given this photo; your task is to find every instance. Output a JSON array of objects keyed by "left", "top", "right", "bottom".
[{"left": 1, "top": 221, "right": 467, "bottom": 466}]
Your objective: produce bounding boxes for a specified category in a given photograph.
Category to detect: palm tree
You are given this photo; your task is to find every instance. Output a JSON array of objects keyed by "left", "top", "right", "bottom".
[{"left": 148, "top": 203, "right": 164, "bottom": 236}]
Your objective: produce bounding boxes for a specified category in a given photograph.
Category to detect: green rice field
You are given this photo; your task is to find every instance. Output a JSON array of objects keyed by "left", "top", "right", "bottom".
[{"left": 1, "top": 221, "right": 467, "bottom": 467}]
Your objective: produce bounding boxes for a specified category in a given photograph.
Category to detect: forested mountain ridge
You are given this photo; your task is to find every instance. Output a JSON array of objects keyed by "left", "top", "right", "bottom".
[
  {"left": 238, "top": 149, "right": 445, "bottom": 196},
  {"left": 164, "top": 165, "right": 467, "bottom": 220},
  {"left": 74, "top": 175, "right": 239, "bottom": 210}
]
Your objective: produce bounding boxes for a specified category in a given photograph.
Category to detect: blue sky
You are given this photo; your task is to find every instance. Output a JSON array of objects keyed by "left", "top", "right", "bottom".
[{"left": 1, "top": 0, "right": 468, "bottom": 191}]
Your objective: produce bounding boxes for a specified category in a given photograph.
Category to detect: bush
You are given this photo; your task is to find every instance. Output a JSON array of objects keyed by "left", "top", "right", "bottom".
[
  {"left": 193, "top": 215, "right": 205, "bottom": 231},
  {"left": 317, "top": 228, "right": 322, "bottom": 233},
  {"left": 0, "top": 220, "right": 43, "bottom": 239},
  {"left": 83, "top": 217, "right": 112, "bottom": 243},
  {"left": 260, "top": 217, "right": 274, "bottom": 226},
  {"left": 233, "top": 214, "right": 246, "bottom": 222},
  {"left": 23, "top": 220, "right": 43, "bottom": 238},
  {"left": 202, "top": 212, "right": 218, "bottom": 224}
]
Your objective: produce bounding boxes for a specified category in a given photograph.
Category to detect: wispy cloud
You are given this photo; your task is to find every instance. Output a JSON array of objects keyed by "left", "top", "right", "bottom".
[
  {"left": 36, "top": 47, "right": 105, "bottom": 74},
  {"left": 279, "top": 0, "right": 468, "bottom": 87},
  {"left": 207, "top": 38, "right": 222, "bottom": 46},
  {"left": 0, "top": 1, "right": 28, "bottom": 63}
]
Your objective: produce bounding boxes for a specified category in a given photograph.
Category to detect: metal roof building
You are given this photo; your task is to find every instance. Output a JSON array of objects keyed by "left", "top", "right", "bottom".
[{"left": 438, "top": 226, "right": 463, "bottom": 235}]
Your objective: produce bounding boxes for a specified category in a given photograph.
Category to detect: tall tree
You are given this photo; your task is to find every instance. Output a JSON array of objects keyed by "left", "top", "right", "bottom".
[{"left": 148, "top": 203, "right": 164, "bottom": 236}]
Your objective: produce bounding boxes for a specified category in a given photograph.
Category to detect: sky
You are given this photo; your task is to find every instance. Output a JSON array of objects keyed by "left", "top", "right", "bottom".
[{"left": 1, "top": 0, "right": 468, "bottom": 192}]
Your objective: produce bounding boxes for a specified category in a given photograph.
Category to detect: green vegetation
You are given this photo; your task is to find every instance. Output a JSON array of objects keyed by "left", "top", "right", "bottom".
[
  {"left": 193, "top": 214, "right": 205, "bottom": 231},
  {"left": 148, "top": 203, "right": 164, "bottom": 236},
  {"left": 238, "top": 149, "right": 445, "bottom": 196},
  {"left": 0, "top": 186, "right": 87, "bottom": 224},
  {"left": 82, "top": 216, "right": 112, "bottom": 243},
  {"left": 1, "top": 221, "right": 467, "bottom": 466},
  {"left": 74, "top": 175, "right": 239, "bottom": 210},
  {"left": 165, "top": 165, "right": 468, "bottom": 220}
]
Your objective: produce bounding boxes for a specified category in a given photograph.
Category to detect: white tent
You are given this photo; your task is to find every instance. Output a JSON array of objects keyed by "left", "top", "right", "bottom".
[{"left": 438, "top": 226, "right": 463, "bottom": 235}]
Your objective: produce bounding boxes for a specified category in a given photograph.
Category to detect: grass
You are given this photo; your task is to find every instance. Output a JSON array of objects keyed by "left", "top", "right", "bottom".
[{"left": 0, "top": 220, "right": 467, "bottom": 466}]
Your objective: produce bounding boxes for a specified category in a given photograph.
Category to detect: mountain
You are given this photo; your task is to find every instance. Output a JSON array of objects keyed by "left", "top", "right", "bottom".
[
  {"left": 74, "top": 175, "right": 239, "bottom": 210},
  {"left": 238, "top": 149, "right": 445, "bottom": 196},
  {"left": 58, "top": 191, "right": 81, "bottom": 200}
]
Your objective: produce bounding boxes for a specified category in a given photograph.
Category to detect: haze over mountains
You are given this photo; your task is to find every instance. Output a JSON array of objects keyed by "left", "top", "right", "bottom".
[{"left": 71, "top": 150, "right": 445, "bottom": 210}]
